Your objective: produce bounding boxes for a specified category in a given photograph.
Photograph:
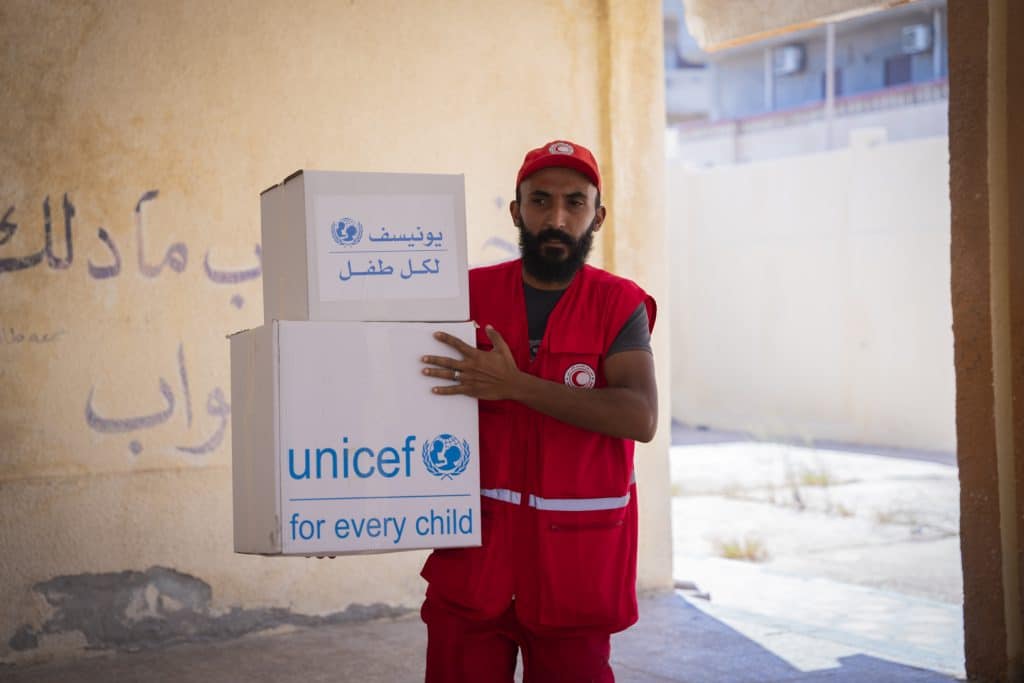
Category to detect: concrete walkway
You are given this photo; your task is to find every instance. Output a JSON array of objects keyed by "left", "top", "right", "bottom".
[
  {"left": 3, "top": 426, "right": 965, "bottom": 682},
  {"left": 668, "top": 425, "right": 964, "bottom": 680},
  {"left": 3, "top": 591, "right": 961, "bottom": 683}
]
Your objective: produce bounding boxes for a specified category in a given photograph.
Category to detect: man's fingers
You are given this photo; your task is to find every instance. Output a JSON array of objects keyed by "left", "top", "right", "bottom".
[
  {"left": 431, "top": 383, "right": 470, "bottom": 396},
  {"left": 421, "top": 354, "right": 459, "bottom": 368},
  {"left": 485, "top": 325, "right": 512, "bottom": 355},
  {"left": 421, "top": 365, "right": 462, "bottom": 380},
  {"left": 433, "top": 330, "right": 475, "bottom": 355}
]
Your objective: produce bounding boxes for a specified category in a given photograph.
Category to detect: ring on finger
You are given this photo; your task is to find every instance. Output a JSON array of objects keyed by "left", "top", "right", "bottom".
[{"left": 453, "top": 369, "right": 461, "bottom": 381}]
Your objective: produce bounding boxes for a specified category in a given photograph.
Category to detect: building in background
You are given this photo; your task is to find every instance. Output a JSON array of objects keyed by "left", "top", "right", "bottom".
[
  {"left": 663, "top": 0, "right": 955, "bottom": 452},
  {"left": 664, "top": 0, "right": 947, "bottom": 164},
  {"left": 663, "top": 0, "right": 711, "bottom": 125}
]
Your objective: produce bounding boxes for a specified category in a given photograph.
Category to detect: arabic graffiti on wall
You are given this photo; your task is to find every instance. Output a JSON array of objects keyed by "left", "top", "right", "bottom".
[
  {"left": 2, "top": 190, "right": 261, "bottom": 293},
  {"left": 0, "top": 327, "right": 67, "bottom": 345},
  {"left": 86, "top": 343, "right": 231, "bottom": 456},
  {"left": 1, "top": 190, "right": 262, "bottom": 458}
]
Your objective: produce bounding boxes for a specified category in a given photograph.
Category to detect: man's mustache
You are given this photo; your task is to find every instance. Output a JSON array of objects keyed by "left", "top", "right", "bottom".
[{"left": 534, "top": 228, "right": 577, "bottom": 247}]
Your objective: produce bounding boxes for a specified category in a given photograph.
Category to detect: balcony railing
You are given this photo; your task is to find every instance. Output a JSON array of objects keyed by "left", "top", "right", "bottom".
[{"left": 677, "top": 78, "right": 948, "bottom": 141}]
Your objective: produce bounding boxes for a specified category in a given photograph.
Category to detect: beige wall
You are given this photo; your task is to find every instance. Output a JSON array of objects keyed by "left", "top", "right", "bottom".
[
  {"left": 668, "top": 136, "right": 954, "bottom": 451},
  {"left": 0, "top": 1, "right": 670, "bottom": 662}
]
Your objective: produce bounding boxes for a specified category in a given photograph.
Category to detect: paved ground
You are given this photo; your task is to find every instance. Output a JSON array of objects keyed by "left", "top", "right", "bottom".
[
  {"left": 3, "top": 424, "right": 965, "bottom": 682},
  {"left": 670, "top": 441, "right": 961, "bottom": 603},
  {"left": 1, "top": 591, "right": 961, "bottom": 683},
  {"left": 669, "top": 426, "right": 963, "bottom": 679}
]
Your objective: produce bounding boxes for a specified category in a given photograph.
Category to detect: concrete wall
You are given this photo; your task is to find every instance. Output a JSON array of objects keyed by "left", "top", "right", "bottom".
[
  {"left": 712, "top": 51, "right": 766, "bottom": 119},
  {"left": 0, "top": 0, "right": 671, "bottom": 663},
  {"left": 668, "top": 136, "right": 954, "bottom": 451}
]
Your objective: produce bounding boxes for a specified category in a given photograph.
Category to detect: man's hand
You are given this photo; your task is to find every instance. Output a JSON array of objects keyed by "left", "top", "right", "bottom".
[
  {"left": 421, "top": 323, "right": 658, "bottom": 442},
  {"left": 421, "top": 325, "right": 524, "bottom": 401}
]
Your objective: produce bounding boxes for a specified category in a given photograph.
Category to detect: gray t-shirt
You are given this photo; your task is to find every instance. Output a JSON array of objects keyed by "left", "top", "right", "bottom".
[{"left": 523, "top": 283, "right": 651, "bottom": 360}]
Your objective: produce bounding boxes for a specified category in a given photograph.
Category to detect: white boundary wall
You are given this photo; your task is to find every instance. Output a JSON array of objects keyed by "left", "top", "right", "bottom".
[{"left": 668, "top": 136, "right": 955, "bottom": 452}]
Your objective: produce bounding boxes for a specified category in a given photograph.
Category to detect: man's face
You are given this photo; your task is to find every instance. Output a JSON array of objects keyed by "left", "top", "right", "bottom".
[{"left": 511, "top": 167, "right": 605, "bottom": 285}]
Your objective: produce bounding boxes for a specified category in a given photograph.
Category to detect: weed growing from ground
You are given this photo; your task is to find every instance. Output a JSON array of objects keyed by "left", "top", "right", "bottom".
[{"left": 712, "top": 535, "right": 770, "bottom": 562}]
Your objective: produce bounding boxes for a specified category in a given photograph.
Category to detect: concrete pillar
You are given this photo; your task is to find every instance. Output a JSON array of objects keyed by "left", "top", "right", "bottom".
[
  {"left": 948, "top": 0, "right": 1024, "bottom": 678},
  {"left": 599, "top": 0, "right": 674, "bottom": 593}
]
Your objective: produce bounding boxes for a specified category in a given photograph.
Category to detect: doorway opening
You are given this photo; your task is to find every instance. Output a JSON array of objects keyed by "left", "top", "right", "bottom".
[{"left": 662, "top": 0, "right": 962, "bottom": 677}]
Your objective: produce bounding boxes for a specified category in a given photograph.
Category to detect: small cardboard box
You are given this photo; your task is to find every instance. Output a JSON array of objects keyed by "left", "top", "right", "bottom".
[
  {"left": 230, "top": 320, "right": 480, "bottom": 555},
  {"left": 260, "top": 170, "right": 469, "bottom": 323}
]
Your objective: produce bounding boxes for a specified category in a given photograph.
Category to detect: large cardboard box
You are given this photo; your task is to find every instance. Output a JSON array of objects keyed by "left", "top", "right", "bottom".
[
  {"left": 260, "top": 170, "right": 469, "bottom": 323},
  {"left": 230, "top": 320, "right": 480, "bottom": 555}
]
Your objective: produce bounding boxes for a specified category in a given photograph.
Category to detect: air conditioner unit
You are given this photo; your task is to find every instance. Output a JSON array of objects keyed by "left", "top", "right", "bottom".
[
  {"left": 773, "top": 44, "right": 805, "bottom": 76},
  {"left": 901, "top": 24, "right": 932, "bottom": 54}
]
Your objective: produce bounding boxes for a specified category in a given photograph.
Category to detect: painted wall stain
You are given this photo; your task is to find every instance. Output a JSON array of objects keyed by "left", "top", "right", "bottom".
[
  {"left": 7, "top": 626, "right": 38, "bottom": 652},
  {"left": 12, "top": 567, "right": 410, "bottom": 652}
]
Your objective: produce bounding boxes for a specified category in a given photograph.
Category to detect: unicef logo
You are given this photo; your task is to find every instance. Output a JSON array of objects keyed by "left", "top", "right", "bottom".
[
  {"left": 331, "top": 217, "right": 363, "bottom": 246},
  {"left": 422, "top": 434, "right": 471, "bottom": 480}
]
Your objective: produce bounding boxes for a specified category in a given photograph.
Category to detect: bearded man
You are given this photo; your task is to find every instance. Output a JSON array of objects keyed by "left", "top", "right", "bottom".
[{"left": 419, "top": 140, "right": 658, "bottom": 683}]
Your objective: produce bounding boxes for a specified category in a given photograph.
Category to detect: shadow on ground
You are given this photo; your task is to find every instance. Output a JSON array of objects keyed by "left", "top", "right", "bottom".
[{"left": 615, "top": 592, "right": 960, "bottom": 682}]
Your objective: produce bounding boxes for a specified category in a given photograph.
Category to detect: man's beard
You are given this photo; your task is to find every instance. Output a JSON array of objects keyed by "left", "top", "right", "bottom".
[{"left": 518, "top": 219, "right": 597, "bottom": 284}]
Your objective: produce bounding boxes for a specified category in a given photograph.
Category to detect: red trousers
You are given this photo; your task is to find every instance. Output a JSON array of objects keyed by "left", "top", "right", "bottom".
[{"left": 422, "top": 596, "right": 614, "bottom": 683}]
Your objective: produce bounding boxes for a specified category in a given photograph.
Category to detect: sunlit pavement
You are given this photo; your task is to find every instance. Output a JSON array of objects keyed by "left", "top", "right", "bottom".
[{"left": 669, "top": 434, "right": 964, "bottom": 679}]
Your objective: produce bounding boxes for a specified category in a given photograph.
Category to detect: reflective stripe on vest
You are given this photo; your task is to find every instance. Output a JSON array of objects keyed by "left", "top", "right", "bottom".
[
  {"left": 528, "top": 491, "right": 630, "bottom": 511},
  {"left": 480, "top": 487, "right": 522, "bottom": 505},
  {"left": 480, "top": 486, "right": 632, "bottom": 512}
]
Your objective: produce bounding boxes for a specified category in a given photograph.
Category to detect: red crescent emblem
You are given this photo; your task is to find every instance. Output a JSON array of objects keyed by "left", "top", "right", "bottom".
[{"left": 564, "top": 363, "right": 596, "bottom": 389}]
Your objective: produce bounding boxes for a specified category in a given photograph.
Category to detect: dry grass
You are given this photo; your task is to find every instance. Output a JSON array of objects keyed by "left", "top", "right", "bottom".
[
  {"left": 874, "top": 508, "right": 920, "bottom": 526},
  {"left": 829, "top": 502, "right": 855, "bottom": 517},
  {"left": 711, "top": 535, "right": 770, "bottom": 562},
  {"left": 795, "top": 466, "right": 836, "bottom": 488}
]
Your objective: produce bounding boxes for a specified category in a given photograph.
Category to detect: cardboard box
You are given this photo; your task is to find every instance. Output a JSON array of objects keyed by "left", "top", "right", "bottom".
[
  {"left": 260, "top": 170, "right": 469, "bottom": 323},
  {"left": 230, "top": 320, "right": 480, "bottom": 555}
]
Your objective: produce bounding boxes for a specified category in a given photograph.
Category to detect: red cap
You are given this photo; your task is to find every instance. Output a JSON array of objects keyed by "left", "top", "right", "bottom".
[{"left": 515, "top": 140, "right": 602, "bottom": 193}]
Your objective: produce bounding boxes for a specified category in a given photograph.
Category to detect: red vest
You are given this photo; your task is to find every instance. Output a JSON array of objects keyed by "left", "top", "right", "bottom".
[{"left": 421, "top": 259, "right": 656, "bottom": 634}]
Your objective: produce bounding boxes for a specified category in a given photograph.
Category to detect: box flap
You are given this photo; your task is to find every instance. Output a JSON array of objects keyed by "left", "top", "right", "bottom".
[{"left": 259, "top": 169, "right": 306, "bottom": 196}]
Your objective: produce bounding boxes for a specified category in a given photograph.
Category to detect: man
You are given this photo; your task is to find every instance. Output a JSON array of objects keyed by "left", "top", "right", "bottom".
[{"left": 419, "top": 140, "right": 657, "bottom": 682}]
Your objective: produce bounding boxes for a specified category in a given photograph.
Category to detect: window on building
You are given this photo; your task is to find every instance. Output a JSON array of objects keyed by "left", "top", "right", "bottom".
[{"left": 884, "top": 54, "right": 913, "bottom": 87}]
